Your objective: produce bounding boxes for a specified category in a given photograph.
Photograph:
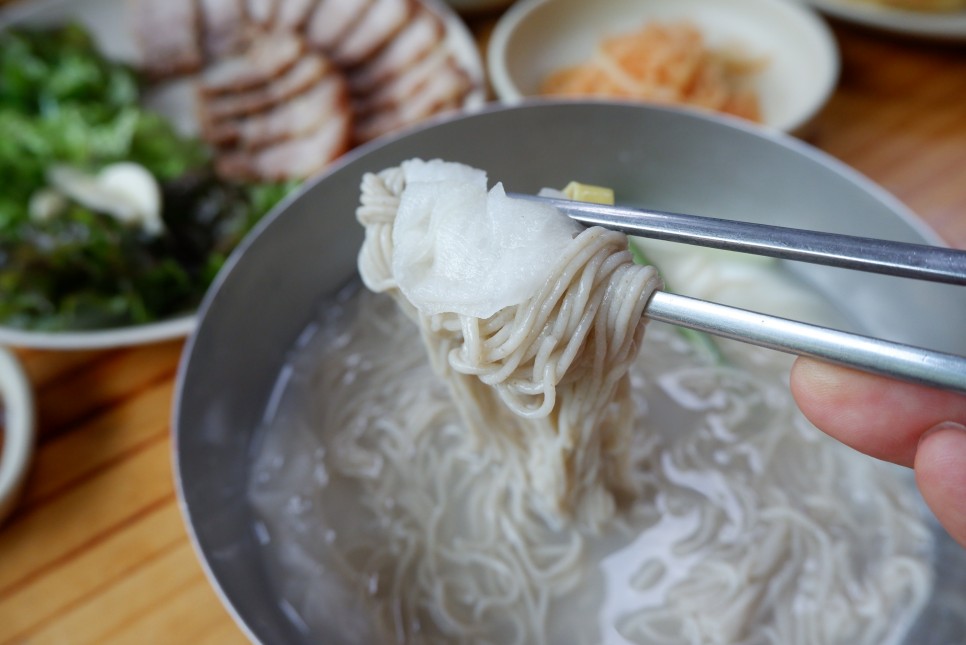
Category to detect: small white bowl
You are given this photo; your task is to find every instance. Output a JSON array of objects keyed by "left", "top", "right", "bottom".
[
  {"left": 488, "top": 0, "right": 840, "bottom": 133},
  {"left": 0, "top": 347, "right": 35, "bottom": 524}
]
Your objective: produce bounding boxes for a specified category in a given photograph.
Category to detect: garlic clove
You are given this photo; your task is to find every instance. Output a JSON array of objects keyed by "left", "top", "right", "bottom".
[
  {"left": 97, "top": 163, "right": 163, "bottom": 235},
  {"left": 44, "top": 163, "right": 164, "bottom": 236}
]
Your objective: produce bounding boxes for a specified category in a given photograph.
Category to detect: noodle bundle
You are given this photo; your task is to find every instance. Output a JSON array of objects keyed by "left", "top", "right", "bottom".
[{"left": 356, "top": 159, "right": 663, "bottom": 529}]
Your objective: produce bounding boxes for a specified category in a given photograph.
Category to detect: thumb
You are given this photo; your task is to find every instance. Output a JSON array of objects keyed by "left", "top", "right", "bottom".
[{"left": 915, "top": 421, "right": 966, "bottom": 549}]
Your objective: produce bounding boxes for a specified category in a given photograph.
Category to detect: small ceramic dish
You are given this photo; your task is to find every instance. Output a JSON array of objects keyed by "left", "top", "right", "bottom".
[
  {"left": 488, "top": 0, "right": 840, "bottom": 133},
  {"left": 0, "top": 347, "right": 35, "bottom": 525},
  {"left": 802, "top": 0, "right": 966, "bottom": 42}
]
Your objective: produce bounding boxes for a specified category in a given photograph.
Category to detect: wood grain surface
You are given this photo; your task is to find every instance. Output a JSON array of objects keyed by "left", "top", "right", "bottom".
[{"left": 1, "top": 7, "right": 965, "bottom": 644}]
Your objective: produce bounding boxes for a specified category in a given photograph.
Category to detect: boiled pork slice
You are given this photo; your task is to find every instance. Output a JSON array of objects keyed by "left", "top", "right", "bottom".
[
  {"left": 330, "top": 0, "right": 412, "bottom": 68},
  {"left": 304, "top": 0, "right": 372, "bottom": 52},
  {"left": 129, "top": 0, "right": 203, "bottom": 79},
  {"left": 245, "top": 0, "right": 278, "bottom": 26},
  {"left": 353, "top": 44, "right": 450, "bottom": 115},
  {"left": 198, "top": 0, "right": 251, "bottom": 58},
  {"left": 205, "top": 74, "right": 349, "bottom": 150},
  {"left": 200, "top": 53, "right": 331, "bottom": 123},
  {"left": 354, "top": 60, "right": 468, "bottom": 143},
  {"left": 273, "top": 0, "right": 318, "bottom": 30},
  {"left": 200, "top": 31, "right": 305, "bottom": 96},
  {"left": 216, "top": 112, "right": 352, "bottom": 181},
  {"left": 348, "top": 7, "right": 442, "bottom": 94}
]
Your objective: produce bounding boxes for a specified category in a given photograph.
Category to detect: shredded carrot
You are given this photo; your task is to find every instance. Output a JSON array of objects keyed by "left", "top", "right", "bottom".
[{"left": 540, "top": 21, "right": 767, "bottom": 123}]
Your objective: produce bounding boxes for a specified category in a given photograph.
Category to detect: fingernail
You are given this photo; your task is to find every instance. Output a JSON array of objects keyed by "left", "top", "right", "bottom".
[{"left": 920, "top": 421, "right": 966, "bottom": 446}]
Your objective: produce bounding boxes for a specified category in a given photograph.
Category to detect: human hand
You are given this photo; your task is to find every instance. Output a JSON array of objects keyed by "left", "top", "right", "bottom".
[{"left": 790, "top": 357, "right": 966, "bottom": 548}]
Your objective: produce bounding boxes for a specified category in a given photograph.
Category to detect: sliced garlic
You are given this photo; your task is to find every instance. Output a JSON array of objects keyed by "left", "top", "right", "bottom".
[
  {"left": 97, "top": 163, "right": 163, "bottom": 236},
  {"left": 45, "top": 163, "right": 164, "bottom": 236}
]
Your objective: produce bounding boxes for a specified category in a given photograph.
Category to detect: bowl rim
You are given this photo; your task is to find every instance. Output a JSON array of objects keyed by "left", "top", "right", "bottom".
[
  {"left": 0, "top": 315, "right": 197, "bottom": 350},
  {"left": 0, "top": 346, "right": 35, "bottom": 525},
  {"left": 803, "top": 0, "right": 966, "bottom": 42},
  {"left": 487, "top": 0, "right": 842, "bottom": 134}
]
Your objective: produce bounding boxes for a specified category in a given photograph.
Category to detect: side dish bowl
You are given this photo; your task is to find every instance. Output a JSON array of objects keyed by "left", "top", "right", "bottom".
[
  {"left": 488, "top": 0, "right": 840, "bottom": 133},
  {"left": 174, "top": 102, "right": 966, "bottom": 644},
  {"left": 0, "top": 0, "right": 485, "bottom": 350},
  {"left": 801, "top": 0, "right": 966, "bottom": 42}
]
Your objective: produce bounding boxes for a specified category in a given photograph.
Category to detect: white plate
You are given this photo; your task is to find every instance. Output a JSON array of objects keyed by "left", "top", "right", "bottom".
[
  {"left": 0, "top": 0, "right": 485, "bottom": 350},
  {"left": 488, "top": 0, "right": 840, "bottom": 134},
  {"left": 0, "top": 315, "right": 196, "bottom": 350},
  {"left": 802, "top": 0, "right": 966, "bottom": 41}
]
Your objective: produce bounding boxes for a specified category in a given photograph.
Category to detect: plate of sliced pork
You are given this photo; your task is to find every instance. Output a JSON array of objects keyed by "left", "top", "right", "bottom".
[
  {"left": 0, "top": 0, "right": 485, "bottom": 348},
  {"left": 132, "top": 0, "right": 486, "bottom": 179}
]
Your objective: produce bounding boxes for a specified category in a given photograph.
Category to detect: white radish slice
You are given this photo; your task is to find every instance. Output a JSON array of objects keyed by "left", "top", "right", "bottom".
[{"left": 392, "top": 159, "right": 581, "bottom": 318}]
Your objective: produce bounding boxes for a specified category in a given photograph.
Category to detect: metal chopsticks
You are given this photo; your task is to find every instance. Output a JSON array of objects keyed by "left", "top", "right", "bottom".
[
  {"left": 647, "top": 291, "right": 966, "bottom": 394},
  {"left": 509, "top": 193, "right": 966, "bottom": 393},
  {"left": 511, "top": 194, "right": 966, "bottom": 286}
]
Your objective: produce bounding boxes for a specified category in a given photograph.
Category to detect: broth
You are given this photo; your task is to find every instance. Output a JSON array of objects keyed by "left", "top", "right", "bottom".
[{"left": 248, "top": 262, "right": 933, "bottom": 644}]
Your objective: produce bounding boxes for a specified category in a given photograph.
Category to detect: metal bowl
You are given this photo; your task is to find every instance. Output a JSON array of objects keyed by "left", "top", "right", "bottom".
[{"left": 174, "top": 102, "right": 966, "bottom": 644}]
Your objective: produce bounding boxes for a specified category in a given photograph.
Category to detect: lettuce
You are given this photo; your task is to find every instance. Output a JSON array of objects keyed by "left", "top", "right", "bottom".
[{"left": 0, "top": 24, "right": 297, "bottom": 330}]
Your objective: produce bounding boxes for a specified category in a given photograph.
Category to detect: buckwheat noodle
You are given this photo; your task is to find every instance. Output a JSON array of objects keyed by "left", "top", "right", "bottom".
[{"left": 357, "top": 164, "right": 662, "bottom": 530}]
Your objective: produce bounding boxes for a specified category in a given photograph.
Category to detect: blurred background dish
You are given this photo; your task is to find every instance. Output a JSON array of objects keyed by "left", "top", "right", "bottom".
[
  {"left": 441, "top": 0, "right": 516, "bottom": 14},
  {"left": 175, "top": 102, "right": 966, "bottom": 644},
  {"left": 0, "top": 346, "right": 34, "bottom": 525},
  {"left": 0, "top": 0, "right": 485, "bottom": 349},
  {"left": 800, "top": 0, "right": 966, "bottom": 41},
  {"left": 488, "top": 0, "right": 839, "bottom": 133}
]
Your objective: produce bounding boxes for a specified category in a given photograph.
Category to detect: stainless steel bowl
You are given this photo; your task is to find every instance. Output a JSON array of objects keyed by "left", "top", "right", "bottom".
[{"left": 174, "top": 102, "right": 966, "bottom": 644}]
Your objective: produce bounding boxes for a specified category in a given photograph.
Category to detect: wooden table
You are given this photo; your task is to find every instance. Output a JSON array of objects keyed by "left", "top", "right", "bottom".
[{"left": 1, "top": 10, "right": 965, "bottom": 645}]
